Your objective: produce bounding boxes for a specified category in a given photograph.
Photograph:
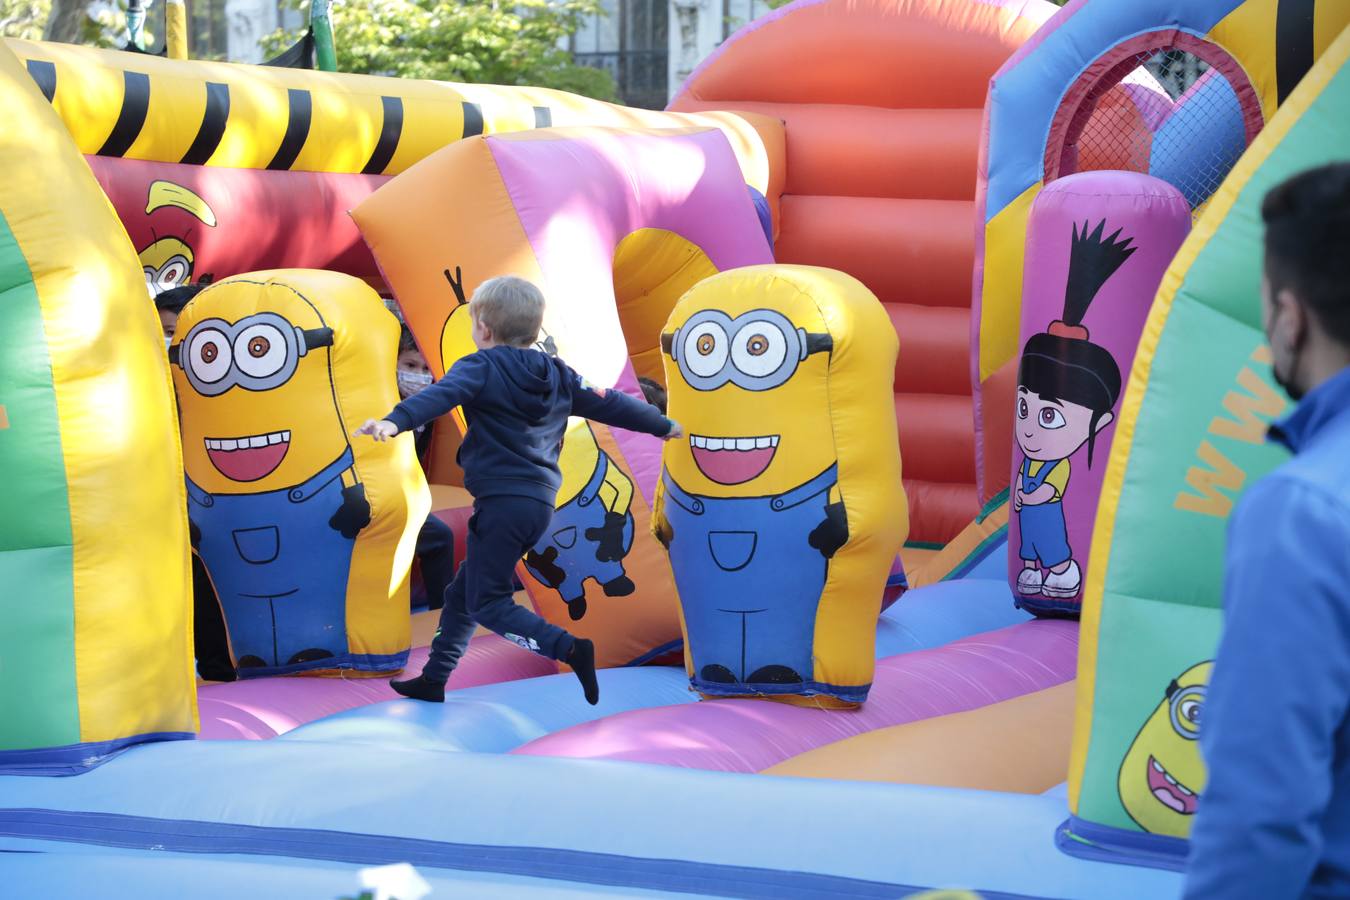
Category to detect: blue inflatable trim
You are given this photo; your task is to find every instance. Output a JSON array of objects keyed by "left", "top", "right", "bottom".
[
  {"left": 0, "top": 732, "right": 195, "bottom": 777},
  {"left": 237, "top": 649, "right": 411, "bottom": 679},
  {"left": 0, "top": 808, "right": 1045, "bottom": 900},
  {"left": 625, "top": 638, "right": 684, "bottom": 667},
  {"left": 694, "top": 678, "right": 870, "bottom": 703},
  {"left": 1056, "top": 815, "right": 1188, "bottom": 873}
]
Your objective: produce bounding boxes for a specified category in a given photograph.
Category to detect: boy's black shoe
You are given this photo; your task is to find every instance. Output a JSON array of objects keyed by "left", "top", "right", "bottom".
[
  {"left": 390, "top": 674, "right": 445, "bottom": 703},
  {"left": 568, "top": 638, "right": 599, "bottom": 705}
]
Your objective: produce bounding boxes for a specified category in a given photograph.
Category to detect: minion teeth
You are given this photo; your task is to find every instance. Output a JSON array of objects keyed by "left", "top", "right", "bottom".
[
  {"left": 689, "top": 433, "right": 780, "bottom": 485},
  {"left": 1148, "top": 756, "right": 1199, "bottom": 814},
  {"left": 204, "top": 429, "right": 291, "bottom": 482}
]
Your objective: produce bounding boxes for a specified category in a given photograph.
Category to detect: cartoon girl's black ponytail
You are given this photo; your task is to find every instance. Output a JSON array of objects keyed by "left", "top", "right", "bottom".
[{"left": 1019, "top": 219, "right": 1134, "bottom": 467}]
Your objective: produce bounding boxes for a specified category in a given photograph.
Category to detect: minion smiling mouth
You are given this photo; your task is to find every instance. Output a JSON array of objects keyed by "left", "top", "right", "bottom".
[
  {"left": 205, "top": 430, "right": 291, "bottom": 483},
  {"left": 690, "top": 433, "right": 779, "bottom": 485},
  {"left": 1147, "top": 755, "right": 1199, "bottom": 815}
]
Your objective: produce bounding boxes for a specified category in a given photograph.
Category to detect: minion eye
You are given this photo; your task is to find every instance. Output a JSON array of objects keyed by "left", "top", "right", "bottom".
[
  {"left": 234, "top": 323, "right": 289, "bottom": 379},
  {"left": 683, "top": 322, "right": 728, "bottom": 378},
  {"left": 1169, "top": 684, "right": 1206, "bottom": 739},
  {"left": 731, "top": 321, "right": 788, "bottom": 378},
  {"left": 150, "top": 254, "right": 191, "bottom": 295},
  {"left": 188, "top": 328, "right": 232, "bottom": 383}
]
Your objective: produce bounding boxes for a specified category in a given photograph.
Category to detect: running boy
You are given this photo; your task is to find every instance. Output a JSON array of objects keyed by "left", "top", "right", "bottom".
[{"left": 355, "top": 276, "right": 681, "bottom": 705}]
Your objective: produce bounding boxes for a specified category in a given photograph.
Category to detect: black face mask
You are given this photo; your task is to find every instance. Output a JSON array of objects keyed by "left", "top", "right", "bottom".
[
  {"left": 1272, "top": 357, "right": 1306, "bottom": 402},
  {"left": 1267, "top": 305, "right": 1306, "bottom": 402}
]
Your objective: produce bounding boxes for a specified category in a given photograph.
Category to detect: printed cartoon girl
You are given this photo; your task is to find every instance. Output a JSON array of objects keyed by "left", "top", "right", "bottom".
[{"left": 1015, "top": 219, "right": 1134, "bottom": 605}]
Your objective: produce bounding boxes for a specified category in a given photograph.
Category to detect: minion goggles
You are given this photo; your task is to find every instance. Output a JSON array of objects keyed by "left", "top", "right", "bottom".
[
  {"left": 660, "top": 308, "right": 832, "bottom": 392},
  {"left": 170, "top": 312, "right": 334, "bottom": 396}
]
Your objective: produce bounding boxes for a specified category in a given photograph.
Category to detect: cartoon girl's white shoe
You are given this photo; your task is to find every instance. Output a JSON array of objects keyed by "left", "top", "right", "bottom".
[
  {"left": 1017, "top": 567, "right": 1044, "bottom": 595},
  {"left": 1042, "top": 560, "right": 1082, "bottom": 599}
]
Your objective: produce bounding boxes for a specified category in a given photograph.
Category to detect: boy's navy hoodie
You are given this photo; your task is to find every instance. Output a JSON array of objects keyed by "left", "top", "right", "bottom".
[{"left": 385, "top": 345, "right": 672, "bottom": 505}]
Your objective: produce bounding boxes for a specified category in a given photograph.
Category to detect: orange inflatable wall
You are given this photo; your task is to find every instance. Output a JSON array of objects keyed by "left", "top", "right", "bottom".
[{"left": 669, "top": 0, "right": 1055, "bottom": 545}]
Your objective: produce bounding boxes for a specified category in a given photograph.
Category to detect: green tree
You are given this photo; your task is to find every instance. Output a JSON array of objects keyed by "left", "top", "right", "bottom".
[
  {"left": 1, "top": 0, "right": 51, "bottom": 40},
  {"left": 263, "top": 0, "right": 616, "bottom": 100}
]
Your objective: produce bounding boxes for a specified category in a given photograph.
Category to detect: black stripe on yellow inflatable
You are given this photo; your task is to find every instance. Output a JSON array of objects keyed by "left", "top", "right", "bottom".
[
  {"left": 267, "top": 87, "right": 312, "bottom": 170},
  {"left": 462, "top": 101, "right": 483, "bottom": 137},
  {"left": 25, "top": 57, "right": 53, "bottom": 101},
  {"left": 361, "top": 96, "right": 402, "bottom": 175},
  {"left": 97, "top": 70, "right": 149, "bottom": 157},
  {"left": 181, "top": 81, "right": 229, "bottom": 166},
  {"left": 1276, "top": 0, "right": 1317, "bottom": 102}
]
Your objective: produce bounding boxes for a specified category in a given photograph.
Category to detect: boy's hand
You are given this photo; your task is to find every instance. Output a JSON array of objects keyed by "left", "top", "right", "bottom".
[
  {"left": 354, "top": 419, "right": 398, "bottom": 442},
  {"left": 1014, "top": 489, "right": 1024, "bottom": 511},
  {"left": 662, "top": 420, "right": 684, "bottom": 441}
]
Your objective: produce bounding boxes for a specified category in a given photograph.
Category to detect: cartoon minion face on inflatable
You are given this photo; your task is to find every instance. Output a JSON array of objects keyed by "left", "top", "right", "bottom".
[
  {"left": 170, "top": 275, "right": 374, "bottom": 674},
  {"left": 654, "top": 265, "right": 904, "bottom": 705},
  {"left": 1118, "top": 661, "right": 1212, "bottom": 836},
  {"left": 661, "top": 305, "right": 835, "bottom": 497},
  {"left": 140, "top": 180, "right": 217, "bottom": 296},
  {"left": 174, "top": 283, "right": 346, "bottom": 494}
]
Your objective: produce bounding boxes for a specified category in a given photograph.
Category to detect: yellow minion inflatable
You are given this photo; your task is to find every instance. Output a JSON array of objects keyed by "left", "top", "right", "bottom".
[
  {"left": 171, "top": 270, "right": 428, "bottom": 676},
  {"left": 1117, "top": 661, "right": 1212, "bottom": 836},
  {"left": 654, "top": 265, "right": 907, "bottom": 705}
]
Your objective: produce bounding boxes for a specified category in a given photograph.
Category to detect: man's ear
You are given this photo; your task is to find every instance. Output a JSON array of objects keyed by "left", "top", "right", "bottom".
[
  {"left": 1094, "top": 411, "right": 1114, "bottom": 434},
  {"left": 1272, "top": 287, "right": 1308, "bottom": 354}
]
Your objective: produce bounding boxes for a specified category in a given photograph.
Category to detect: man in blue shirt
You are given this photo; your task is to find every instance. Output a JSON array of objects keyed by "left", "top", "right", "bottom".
[{"left": 1185, "top": 163, "right": 1350, "bottom": 898}]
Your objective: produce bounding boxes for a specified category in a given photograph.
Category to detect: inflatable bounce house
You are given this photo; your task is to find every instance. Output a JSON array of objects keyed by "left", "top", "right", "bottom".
[{"left": 1, "top": 0, "right": 1348, "bottom": 895}]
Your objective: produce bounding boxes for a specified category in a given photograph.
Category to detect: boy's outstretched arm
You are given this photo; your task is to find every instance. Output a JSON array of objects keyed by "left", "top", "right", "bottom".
[
  {"left": 569, "top": 369, "right": 677, "bottom": 438},
  {"left": 380, "top": 355, "right": 489, "bottom": 436}
]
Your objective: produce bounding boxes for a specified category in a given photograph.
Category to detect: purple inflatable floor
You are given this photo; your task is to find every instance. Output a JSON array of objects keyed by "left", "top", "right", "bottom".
[
  {"left": 511, "top": 619, "right": 1078, "bottom": 772},
  {"left": 198, "top": 635, "right": 557, "bottom": 739}
]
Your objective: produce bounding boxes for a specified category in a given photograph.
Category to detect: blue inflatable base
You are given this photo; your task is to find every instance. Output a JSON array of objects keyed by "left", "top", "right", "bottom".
[{"left": 0, "top": 740, "right": 1183, "bottom": 899}]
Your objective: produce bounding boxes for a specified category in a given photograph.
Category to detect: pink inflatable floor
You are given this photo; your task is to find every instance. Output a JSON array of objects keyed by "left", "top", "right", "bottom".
[
  {"left": 198, "top": 635, "right": 556, "bottom": 740},
  {"left": 512, "top": 619, "right": 1077, "bottom": 772}
]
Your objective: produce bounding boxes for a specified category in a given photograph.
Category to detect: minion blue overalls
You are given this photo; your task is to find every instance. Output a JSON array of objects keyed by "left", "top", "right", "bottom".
[
  {"left": 660, "top": 464, "right": 837, "bottom": 695},
  {"left": 524, "top": 452, "right": 634, "bottom": 604},
  {"left": 186, "top": 448, "right": 356, "bottom": 674},
  {"left": 1018, "top": 456, "right": 1073, "bottom": 568}
]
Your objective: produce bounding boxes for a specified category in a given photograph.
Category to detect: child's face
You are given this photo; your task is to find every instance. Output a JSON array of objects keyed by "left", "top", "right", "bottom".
[
  {"left": 159, "top": 308, "right": 179, "bottom": 344},
  {"left": 397, "top": 348, "right": 433, "bottom": 398},
  {"left": 1016, "top": 387, "right": 1100, "bottom": 461}
]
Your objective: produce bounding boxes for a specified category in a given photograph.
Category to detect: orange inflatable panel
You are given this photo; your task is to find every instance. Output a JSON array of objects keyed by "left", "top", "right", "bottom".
[
  {"left": 883, "top": 303, "right": 971, "bottom": 396},
  {"left": 676, "top": 0, "right": 1047, "bottom": 110},
  {"left": 763, "top": 681, "right": 1075, "bottom": 793},
  {"left": 774, "top": 196, "right": 976, "bottom": 309},
  {"left": 670, "top": 0, "right": 1055, "bottom": 545},
  {"left": 896, "top": 394, "right": 976, "bottom": 487},
  {"left": 675, "top": 100, "right": 983, "bottom": 201}
]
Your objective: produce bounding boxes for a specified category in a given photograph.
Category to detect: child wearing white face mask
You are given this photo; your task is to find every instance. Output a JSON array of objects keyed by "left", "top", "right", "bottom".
[{"left": 395, "top": 324, "right": 457, "bottom": 612}]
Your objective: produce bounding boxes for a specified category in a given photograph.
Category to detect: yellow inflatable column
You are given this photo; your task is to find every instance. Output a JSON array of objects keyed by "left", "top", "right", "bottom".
[
  {"left": 0, "top": 41, "right": 194, "bottom": 773},
  {"left": 654, "top": 265, "right": 907, "bottom": 706},
  {"left": 170, "top": 270, "right": 428, "bottom": 676}
]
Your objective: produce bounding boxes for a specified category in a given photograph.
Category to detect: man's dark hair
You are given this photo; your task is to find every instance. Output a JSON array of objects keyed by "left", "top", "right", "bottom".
[
  {"left": 1263, "top": 162, "right": 1350, "bottom": 345},
  {"left": 637, "top": 376, "right": 666, "bottom": 414},
  {"left": 154, "top": 283, "right": 207, "bottom": 314}
]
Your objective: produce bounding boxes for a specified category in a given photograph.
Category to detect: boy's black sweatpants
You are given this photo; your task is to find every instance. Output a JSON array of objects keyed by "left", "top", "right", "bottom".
[{"left": 422, "top": 495, "right": 574, "bottom": 684}]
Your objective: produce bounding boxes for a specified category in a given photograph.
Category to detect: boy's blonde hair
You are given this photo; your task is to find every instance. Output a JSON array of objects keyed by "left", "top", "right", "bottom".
[{"left": 470, "top": 276, "right": 545, "bottom": 347}]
